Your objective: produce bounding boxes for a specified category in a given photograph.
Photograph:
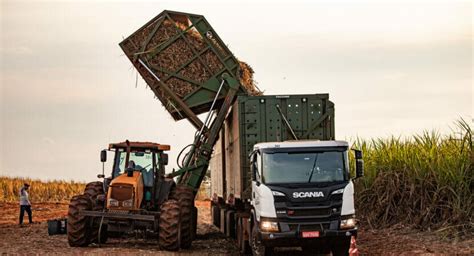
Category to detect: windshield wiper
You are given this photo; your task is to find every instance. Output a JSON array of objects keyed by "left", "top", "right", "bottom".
[{"left": 307, "top": 154, "right": 319, "bottom": 183}]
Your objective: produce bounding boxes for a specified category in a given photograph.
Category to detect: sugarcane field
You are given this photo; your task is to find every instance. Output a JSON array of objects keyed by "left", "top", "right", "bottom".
[{"left": 0, "top": 1, "right": 473, "bottom": 255}]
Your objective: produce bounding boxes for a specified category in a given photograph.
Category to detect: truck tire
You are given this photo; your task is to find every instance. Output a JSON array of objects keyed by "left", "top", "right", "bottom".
[
  {"left": 83, "top": 181, "right": 107, "bottom": 244},
  {"left": 251, "top": 222, "right": 273, "bottom": 256},
  {"left": 67, "top": 194, "right": 92, "bottom": 247},
  {"left": 159, "top": 199, "right": 181, "bottom": 251},
  {"left": 226, "top": 210, "right": 236, "bottom": 238},
  {"left": 237, "top": 217, "right": 250, "bottom": 254},
  {"left": 331, "top": 237, "right": 351, "bottom": 256},
  {"left": 211, "top": 203, "right": 220, "bottom": 227}
]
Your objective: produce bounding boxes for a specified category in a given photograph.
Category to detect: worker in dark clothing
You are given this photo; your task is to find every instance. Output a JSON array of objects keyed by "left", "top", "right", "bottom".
[{"left": 19, "top": 183, "right": 33, "bottom": 225}]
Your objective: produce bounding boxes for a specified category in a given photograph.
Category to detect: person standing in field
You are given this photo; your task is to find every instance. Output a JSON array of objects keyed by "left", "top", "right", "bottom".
[{"left": 19, "top": 183, "right": 33, "bottom": 225}]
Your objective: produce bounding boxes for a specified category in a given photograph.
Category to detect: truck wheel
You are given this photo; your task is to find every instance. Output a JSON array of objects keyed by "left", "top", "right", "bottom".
[
  {"left": 226, "top": 210, "right": 236, "bottom": 238},
  {"left": 237, "top": 217, "right": 250, "bottom": 254},
  {"left": 211, "top": 203, "right": 220, "bottom": 227},
  {"left": 67, "top": 194, "right": 92, "bottom": 247},
  {"left": 171, "top": 185, "right": 194, "bottom": 249},
  {"left": 331, "top": 237, "right": 351, "bottom": 256},
  {"left": 159, "top": 199, "right": 181, "bottom": 251},
  {"left": 251, "top": 222, "right": 273, "bottom": 256}
]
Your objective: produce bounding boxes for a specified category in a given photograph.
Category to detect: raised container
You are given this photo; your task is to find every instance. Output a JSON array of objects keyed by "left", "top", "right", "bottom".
[
  {"left": 210, "top": 94, "right": 335, "bottom": 201},
  {"left": 119, "top": 10, "right": 259, "bottom": 122}
]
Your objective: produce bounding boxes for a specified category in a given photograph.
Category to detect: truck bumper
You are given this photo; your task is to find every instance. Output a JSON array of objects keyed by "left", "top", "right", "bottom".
[{"left": 260, "top": 227, "right": 357, "bottom": 247}]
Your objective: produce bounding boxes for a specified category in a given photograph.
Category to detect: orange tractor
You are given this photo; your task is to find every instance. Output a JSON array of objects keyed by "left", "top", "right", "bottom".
[{"left": 67, "top": 141, "right": 197, "bottom": 250}]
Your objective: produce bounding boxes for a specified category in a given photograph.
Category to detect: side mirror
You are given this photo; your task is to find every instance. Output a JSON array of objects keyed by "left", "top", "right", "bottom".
[
  {"left": 100, "top": 150, "right": 107, "bottom": 162},
  {"left": 354, "top": 149, "right": 364, "bottom": 178},
  {"left": 160, "top": 153, "right": 169, "bottom": 165}
]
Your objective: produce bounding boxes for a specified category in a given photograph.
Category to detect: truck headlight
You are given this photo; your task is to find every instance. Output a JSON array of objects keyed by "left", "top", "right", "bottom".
[
  {"left": 272, "top": 191, "right": 285, "bottom": 196},
  {"left": 340, "top": 218, "right": 357, "bottom": 229},
  {"left": 260, "top": 221, "right": 279, "bottom": 232},
  {"left": 108, "top": 198, "right": 118, "bottom": 207},
  {"left": 122, "top": 199, "right": 133, "bottom": 208},
  {"left": 331, "top": 188, "right": 344, "bottom": 195}
]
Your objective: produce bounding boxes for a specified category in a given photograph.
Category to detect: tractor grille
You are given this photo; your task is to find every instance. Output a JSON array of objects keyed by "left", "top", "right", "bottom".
[{"left": 110, "top": 184, "right": 133, "bottom": 201}]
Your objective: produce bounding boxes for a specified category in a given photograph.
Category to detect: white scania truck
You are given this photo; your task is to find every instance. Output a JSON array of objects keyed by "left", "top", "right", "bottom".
[{"left": 210, "top": 94, "right": 364, "bottom": 256}]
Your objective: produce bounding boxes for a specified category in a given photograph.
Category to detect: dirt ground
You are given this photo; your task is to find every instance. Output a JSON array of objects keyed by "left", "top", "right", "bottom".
[{"left": 0, "top": 201, "right": 472, "bottom": 255}]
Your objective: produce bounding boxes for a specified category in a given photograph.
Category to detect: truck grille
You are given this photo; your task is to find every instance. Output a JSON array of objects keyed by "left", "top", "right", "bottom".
[
  {"left": 288, "top": 223, "right": 330, "bottom": 231},
  {"left": 110, "top": 184, "right": 133, "bottom": 201},
  {"left": 291, "top": 208, "right": 331, "bottom": 217}
]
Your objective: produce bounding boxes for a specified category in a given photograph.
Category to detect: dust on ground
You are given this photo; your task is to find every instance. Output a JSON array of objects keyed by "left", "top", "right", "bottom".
[{"left": 0, "top": 201, "right": 472, "bottom": 255}]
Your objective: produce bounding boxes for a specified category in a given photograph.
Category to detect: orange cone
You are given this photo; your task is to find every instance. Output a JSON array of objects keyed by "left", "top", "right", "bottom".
[{"left": 349, "top": 236, "right": 359, "bottom": 256}]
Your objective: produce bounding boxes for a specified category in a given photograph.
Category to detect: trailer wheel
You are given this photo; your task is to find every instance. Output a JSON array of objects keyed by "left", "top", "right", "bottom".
[
  {"left": 211, "top": 203, "right": 220, "bottom": 227},
  {"left": 172, "top": 185, "right": 194, "bottom": 249},
  {"left": 251, "top": 222, "right": 273, "bottom": 256},
  {"left": 159, "top": 199, "right": 181, "bottom": 251},
  {"left": 67, "top": 194, "right": 92, "bottom": 247}
]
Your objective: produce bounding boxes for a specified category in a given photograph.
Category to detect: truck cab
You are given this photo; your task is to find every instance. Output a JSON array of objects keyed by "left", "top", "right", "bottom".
[{"left": 249, "top": 140, "right": 363, "bottom": 255}]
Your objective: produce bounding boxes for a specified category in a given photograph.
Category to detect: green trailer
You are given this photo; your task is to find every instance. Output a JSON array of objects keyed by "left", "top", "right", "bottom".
[{"left": 210, "top": 94, "right": 335, "bottom": 203}]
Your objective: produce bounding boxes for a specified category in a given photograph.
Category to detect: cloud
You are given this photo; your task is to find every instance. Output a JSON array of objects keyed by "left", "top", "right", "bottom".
[{"left": 0, "top": 46, "right": 34, "bottom": 56}]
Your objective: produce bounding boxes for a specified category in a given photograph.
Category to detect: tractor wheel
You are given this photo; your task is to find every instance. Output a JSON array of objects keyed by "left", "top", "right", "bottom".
[
  {"left": 67, "top": 194, "right": 92, "bottom": 247},
  {"left": 191, "top": 206, "right": 198, "bottom": 241},
  {"left": 172, "top": 185, "right": 194, "bottom": 249},
  {"left": 159, "top": 199, "right": 181, "bottom": 251},
  {"left": 83, "top": 181, "right": 104, "bottom": 204},
  {"left": 83, "top": 181, "right": 107, "bottom": 244}
]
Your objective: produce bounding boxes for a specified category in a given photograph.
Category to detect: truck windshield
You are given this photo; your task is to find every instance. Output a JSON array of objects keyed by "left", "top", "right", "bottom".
[{"left": 262, "top": 151, "right": 346, "bottom": 184}]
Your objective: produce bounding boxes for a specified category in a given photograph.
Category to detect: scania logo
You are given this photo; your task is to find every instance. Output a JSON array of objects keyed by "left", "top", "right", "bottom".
[{"left": 293, "top": 191, "right": 325, "bottom": 198}]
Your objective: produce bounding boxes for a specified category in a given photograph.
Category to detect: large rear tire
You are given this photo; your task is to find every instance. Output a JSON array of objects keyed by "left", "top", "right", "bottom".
[
  {"left": 170, "top": 185, "right": 194, "bottom": 249},
  {"left": 191, "top": 206, "right": 198, "bottom": 241},
  {"left": 159, "top": 199, "right": 181, "bottom": 251},
  {"left": 67, "top": 194, "right": 92, "bottom": 247}
]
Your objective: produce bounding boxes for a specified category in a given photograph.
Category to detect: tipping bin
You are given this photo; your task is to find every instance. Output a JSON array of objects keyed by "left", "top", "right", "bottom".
[{"left": 119, "top": 10, "right": 260, "bottom": 123}]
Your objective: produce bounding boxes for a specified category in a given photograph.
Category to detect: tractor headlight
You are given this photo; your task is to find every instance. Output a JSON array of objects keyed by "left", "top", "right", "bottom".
[
  {"left": 340, "top": 217, "right": 357, "bottom": 229},
  {"left": 108, "top": 198, "right": 118, "bottom": 207},
  {"left": 122, "top": 199, "right": 133, "bottom": 208},
  {"left": 260, "top": 220, "right": 279, "bottom": 232}
]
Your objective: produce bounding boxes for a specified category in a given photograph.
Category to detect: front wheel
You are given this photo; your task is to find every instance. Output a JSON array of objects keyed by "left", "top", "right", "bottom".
[
  {"left": 331, "top": 237, "right": 351, "bottom": 256},
  {"left": 251, "top": 221, "right": 273, "bottom": 256},
  {"left": 67, "top": 194, "right": 92, "bottom": 247}
]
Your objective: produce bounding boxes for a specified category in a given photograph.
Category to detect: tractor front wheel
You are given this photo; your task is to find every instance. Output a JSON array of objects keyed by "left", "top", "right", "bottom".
[
  {"left": 83, "top": 181, "right": 107, "bottom": 244},
  {"left": 67, "top": 194, "right": 92, "bottom": 247}
]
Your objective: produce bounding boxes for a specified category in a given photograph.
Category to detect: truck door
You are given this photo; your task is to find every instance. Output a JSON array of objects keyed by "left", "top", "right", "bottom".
[{"left": 251, "top": 151, "right": 276, "bottom": 221}]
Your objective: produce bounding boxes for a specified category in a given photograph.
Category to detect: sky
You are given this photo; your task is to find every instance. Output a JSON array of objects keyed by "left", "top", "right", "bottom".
[{"left": 0, "top": 0, "right": 472, "bottom": 181}]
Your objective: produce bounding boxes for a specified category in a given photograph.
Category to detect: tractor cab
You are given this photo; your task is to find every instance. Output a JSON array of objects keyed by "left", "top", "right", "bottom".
[{"left": 100, "top": 141, "right": 172, "bottom": 212}]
